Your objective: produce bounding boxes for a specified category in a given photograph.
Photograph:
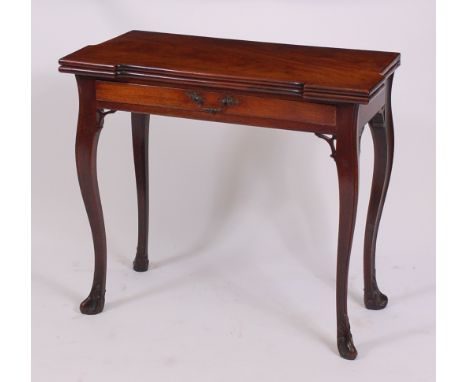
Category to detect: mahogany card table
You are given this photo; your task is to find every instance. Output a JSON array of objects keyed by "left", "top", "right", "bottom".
[{"left": 59, "top": 31, "right": 400, "bottom": 360}]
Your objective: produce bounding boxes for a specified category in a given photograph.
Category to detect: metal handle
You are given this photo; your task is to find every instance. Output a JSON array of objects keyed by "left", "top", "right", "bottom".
[
  {"left": 202, "top": 107, "right": 223, "bottom": 114},
  {"left": 202, "top": 96, "right": 239, "bottom": 114},
  {"left": 220, "top": 95, "right": 239, "bottom": 106},
  {"left": 187, "top": 92, "right": 238, "bottom": 114},
  {"left": 187, "top": 91, "right": 204, "bottom": 105}
]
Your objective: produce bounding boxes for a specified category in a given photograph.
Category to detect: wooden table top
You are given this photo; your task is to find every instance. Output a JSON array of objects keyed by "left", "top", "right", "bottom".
[{"left": 59, "top": 30, "right": 400, "bottom": 104}]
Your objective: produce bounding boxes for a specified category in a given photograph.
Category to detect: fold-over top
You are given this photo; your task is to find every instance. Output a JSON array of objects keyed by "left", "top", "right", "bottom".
[{"left": 59, "top": 30, "right": 400, "bottom": 104}]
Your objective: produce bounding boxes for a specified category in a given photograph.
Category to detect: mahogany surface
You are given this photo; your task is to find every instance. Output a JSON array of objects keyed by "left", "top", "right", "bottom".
[
  {"left": 59, "top": 30, "right": 399, "bottom": 103},
  {"left": 59, "top": 31, "right": 400, "bottom": 360}
]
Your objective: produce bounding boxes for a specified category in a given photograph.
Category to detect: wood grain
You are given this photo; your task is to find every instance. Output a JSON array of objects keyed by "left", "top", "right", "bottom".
[
  {"left": 95, "top": 81, "right": 337, "bottom": 126},
  {"left": 59, "top": 30, "right": 400, "bottom": 103},
  {"left": 59, "top": 31, "right": 400, "bottom": 360}
]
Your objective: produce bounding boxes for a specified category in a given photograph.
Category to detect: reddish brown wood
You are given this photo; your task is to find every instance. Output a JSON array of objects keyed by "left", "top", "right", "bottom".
[
  {"left": 59, "top": 30, "right": 399, "bottom": 104},
  {"left": 131, "top": 113, "right": 150, "bottom": 272},
  {"left": 95, "top": 81, "right": 337, "bottom": 126},
  {"left": 75, "top": 76, "right": 108, "bottom": 315},
  {"left": 59, "top": 31, "right": 400, "bottom": 359},
  {"left": 363, "top": 75, "right": 395, "bottom": 310},
  {"left": 334, "top": 105, "right": 360, "bottom": 360},
  {"left": 96, "top": 99, "right": 336, "bottom": 135}
]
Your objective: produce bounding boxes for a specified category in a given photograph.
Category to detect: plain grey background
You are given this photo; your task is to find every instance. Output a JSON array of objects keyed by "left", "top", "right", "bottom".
[{"left": 32, "top": 0, "right": 435, "bottom": 380}]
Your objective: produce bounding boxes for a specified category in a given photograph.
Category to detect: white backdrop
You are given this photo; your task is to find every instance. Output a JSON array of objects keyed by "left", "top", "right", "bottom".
[{"left": 32, "top": 1, "right": 435, "bottom": 381}]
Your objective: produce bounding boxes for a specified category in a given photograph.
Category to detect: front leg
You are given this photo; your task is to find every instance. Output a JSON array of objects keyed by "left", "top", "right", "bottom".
[
  {"left": 75, "top": 76, "right": 111, "bottom": 315},
  {"left": 334, "top": 105, "right": 360, "bottom": 359},
  {"left": 363, "top": 75, "right": 394, "bottom": 310}
]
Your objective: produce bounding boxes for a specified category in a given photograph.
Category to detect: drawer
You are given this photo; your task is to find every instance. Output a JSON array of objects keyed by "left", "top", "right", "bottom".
[{"left": 95, "top": 81, "right": 336, "bottom": 127}]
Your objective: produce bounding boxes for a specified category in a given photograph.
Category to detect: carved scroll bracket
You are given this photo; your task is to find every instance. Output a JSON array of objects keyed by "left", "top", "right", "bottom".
[
  {"left": 315, "top": 133, "right": 337, "bottom": 160},
  {"left": 99, "top": 109, "right": 117, "bottom": 117},
  {"left": 97, "top": 109, "right": 117, "bottom": 127}
]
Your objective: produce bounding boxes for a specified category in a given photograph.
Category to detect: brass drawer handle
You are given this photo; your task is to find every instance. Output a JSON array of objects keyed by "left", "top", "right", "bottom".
[
  {"left": 187, "top": 91, "right": 204, "bottom": 105},
  {"left": 220, "top": 95, "right": 239, "bottom": 106},
  {"left": 202, "top": 107, "right": 223, "bottom": 114},
  {"left": 202, "top": 96, "right": 239, "bottom": 114},
  {"left": 187, "top": 92, "right": 238, "bottom": 113}
]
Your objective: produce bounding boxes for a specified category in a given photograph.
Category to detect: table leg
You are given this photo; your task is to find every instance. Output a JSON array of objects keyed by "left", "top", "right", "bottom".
[
  {"left": 75, "top": 76, "right": 108, "bottom": 315},
  {"left": 334, "top": 105, "right": 360, "bottom": 360},
  {"left": 363, "top": 76, "right": 394, "bottom": 310},
  {"left": 131, "top": 113, "right": 150, "bottom": 272}
]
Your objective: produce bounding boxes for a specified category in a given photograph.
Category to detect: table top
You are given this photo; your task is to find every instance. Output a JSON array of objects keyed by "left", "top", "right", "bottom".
[{"left": 59, "top": 30, "right": 400, "bottom": 103}]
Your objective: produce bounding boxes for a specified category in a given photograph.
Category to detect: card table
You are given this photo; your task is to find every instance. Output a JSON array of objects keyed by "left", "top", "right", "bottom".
[{"left": 59, "top": 31, "right": 400, "bottom": 360}]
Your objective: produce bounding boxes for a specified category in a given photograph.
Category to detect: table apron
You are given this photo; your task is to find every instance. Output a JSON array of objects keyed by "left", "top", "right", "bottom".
[{"left": 95, "top": 81, "right": 338, "bottom": 134}]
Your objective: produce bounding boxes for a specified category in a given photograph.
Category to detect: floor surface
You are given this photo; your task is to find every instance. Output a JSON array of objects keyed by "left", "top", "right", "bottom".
[{"left": 33, "top": 191, "right": 435, "bottom": 381}]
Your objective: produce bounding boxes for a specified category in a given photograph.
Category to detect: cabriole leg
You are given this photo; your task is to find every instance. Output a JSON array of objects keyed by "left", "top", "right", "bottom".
[
  {"left": 316, "top": 105, "right": 361, "bottom": 359},
  {"left": 75, "top": 76, "right": 112, "bottom": 315},
  {"left": 334, "top": 105, "right": 360, "bottom": 359},
  {"left": 131, "top": 113, "right": 150, "bottom": 272},
  {"left": 363, "top": 76, "right": 394, "bottom": 310}
]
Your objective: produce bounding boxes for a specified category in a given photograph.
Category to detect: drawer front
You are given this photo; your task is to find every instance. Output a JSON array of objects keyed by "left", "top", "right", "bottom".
[{"left": 95, "top": 81, "right": 336, "bottom": 127}]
